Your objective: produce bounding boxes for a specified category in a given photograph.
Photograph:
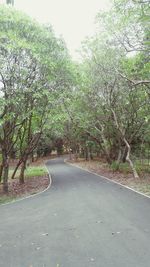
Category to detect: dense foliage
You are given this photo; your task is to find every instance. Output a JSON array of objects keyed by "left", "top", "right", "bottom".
[{"left": 0, "top": 5, "right": 74, "bottom": 191}]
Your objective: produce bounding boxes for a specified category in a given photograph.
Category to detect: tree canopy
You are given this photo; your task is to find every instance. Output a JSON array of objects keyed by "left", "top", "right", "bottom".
[{"left": 0, "top": 5, "right": 74, "bottom": 191}]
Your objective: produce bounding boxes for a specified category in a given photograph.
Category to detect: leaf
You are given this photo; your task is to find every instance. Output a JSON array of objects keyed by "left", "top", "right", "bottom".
[{"left": 42, "top": 233, "right": 48, "bottom": 236}]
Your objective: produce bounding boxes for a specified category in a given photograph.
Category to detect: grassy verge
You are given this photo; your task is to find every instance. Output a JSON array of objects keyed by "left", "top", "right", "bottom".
[
  {"left": 110, "top": 160, "right": 150, "bottom": 175},
  {"left": 0, "top": 195, "right": 16, "bottom": 205},
  {"left": 25, "top": 166, "right": 47, "bottom": 177},
  {"left": 8, "top": 166, "right": 47, "bottom": 179}
]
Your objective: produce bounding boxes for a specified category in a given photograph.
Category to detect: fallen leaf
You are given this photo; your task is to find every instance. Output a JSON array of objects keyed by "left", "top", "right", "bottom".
[
  {"left": 112, "top": 231, "right": 121, "bottom": 235},
  {"left": 42, "top": 233, "right": 48, "bottom": 236}
]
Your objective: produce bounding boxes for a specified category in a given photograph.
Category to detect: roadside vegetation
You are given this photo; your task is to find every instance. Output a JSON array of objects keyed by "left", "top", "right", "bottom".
[
  {"left": 0, "top": 163, "right": 49, "bottom": 204},
  {"left": 0, "top": 0, "right": 150, "bottom": 199}
]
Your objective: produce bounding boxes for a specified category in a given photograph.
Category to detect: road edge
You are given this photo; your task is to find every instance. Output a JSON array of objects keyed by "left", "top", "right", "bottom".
[
  {"left": 65, "top": 160, "right": 150, "bottom": 200},
  {"left": 0, "top": 163, "right": 52, "bottom": 207}
]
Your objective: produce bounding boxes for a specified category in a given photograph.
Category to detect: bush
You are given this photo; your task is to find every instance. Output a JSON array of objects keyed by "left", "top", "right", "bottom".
[
  {"left": 110, "top": 161, "right": 120, "bottom": 172},
  {"left": 110, "top": 161, "right": 130, "bottom": 173}
]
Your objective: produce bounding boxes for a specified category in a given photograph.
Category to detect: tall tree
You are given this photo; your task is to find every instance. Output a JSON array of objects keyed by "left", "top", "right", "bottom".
[{"left": 0, "top": 6, "right": 73, "bottom": 191}]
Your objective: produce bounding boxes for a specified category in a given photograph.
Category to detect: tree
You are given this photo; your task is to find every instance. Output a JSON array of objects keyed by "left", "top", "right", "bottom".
[
  {"left": 75, "top": 4, "right": 149, "bottom": 177},
  {"left": 0, "top": 6, "right": 73, "bottom": 191}
]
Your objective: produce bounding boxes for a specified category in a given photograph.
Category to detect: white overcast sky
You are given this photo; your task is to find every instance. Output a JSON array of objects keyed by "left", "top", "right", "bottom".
[{"left": 15, "top": 0, "right": 111, "bottom": 59}]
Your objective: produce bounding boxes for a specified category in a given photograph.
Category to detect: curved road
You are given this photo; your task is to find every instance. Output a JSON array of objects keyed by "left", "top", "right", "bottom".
[{"left": 0, "top": 157, "right": 150, "bottom": 267}]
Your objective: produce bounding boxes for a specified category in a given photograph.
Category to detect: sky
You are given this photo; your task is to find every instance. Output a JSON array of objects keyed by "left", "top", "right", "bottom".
[{"left": 15, "top": 0, "right": 111, "bottom": 60}]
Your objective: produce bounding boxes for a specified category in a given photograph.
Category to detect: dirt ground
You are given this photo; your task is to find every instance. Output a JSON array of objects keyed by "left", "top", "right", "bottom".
[
  {"left": 0, "top": 157, "right": 50, "bottom": 202},
  {"left": 0, "top": 175, "right": 49, "bottom": 200}
]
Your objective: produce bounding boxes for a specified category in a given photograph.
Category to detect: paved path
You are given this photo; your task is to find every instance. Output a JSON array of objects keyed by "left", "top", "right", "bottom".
[{"left": 0, "top": 157, "right": 150, "bottom": 267}]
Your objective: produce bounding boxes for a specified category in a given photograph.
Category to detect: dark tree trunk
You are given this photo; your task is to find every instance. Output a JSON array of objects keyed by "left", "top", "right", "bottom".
[
  {"left": 31, "top": 152, "right": 34, "bottom": 162},
  {"left": 116, "top": 149, "right": 122, "bottom": 166},
  {"left": 19, "top": 160, "right": 26, "bottom": 184},
  {"left": 11, "top": 159, "right": 22, "bottom": 179},
  {"left": 89, "top": 147, "right": 93, "bottom": 160},
  {"left": 2, "top": 154, "right": 9, "bottom": 193},
  {"left": 0, "top": 164, "right": 3, "bottom": 183},
  {"left": 122, "top": 147, "right": 127, "bottom": 163},
  {"left": 85, "top": 147, "right": 89, "bottom": 161}
]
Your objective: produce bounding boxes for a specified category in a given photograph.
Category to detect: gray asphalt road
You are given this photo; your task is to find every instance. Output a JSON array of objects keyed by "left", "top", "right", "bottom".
[{"left": 0, "top": 157, "right": 150, "bottom": 267}]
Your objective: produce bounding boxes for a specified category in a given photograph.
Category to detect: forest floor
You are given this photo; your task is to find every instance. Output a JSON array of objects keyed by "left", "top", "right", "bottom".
[
  {"left": 0, "top": 157, "right": 50, "bottom": 204},
  {"left": 69, "top": 158, "right": 150, "bottom": 197}
]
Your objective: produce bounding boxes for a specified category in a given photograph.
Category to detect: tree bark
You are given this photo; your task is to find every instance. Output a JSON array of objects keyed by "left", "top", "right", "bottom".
[
  {"left": 11, "top": 159, "right": 23, "bottom": 179},
  {"left": 111, "top": 109, "right": 139, "bottom": 179},
  {"left": 116, "top": 149, "right": 122, "bottom": 165},
  {"left": 19, "top": 160, "right": 26, "bottom": 184},
  {"left": 0, "top": 164, "right": 3, "bottom": 183},
  {"left": 94, "top": 126, "right": 112, "bottom": 164},
  {"left": 2, "top": 154, "right": 9, "bottom": 193},
  {"left": 122, "top": 147, "right": 127, "bottom": 163},
  {"left": 123, "top": 137, "right": 139, "bottom": 179},
  {"left": 85, "top": 146, "right": 90, "bottom": 161}
]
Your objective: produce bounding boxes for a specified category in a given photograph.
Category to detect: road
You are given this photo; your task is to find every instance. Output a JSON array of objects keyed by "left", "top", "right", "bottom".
[{"left": 0, "top": 157, "right": 150, "bottom": 267}]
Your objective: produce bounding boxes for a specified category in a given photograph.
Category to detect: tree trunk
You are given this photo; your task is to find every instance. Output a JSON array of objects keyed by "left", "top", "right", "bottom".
[
  {"left": 99, "top": 128, "right": 112, "bottom": 164},
  {"left": 85, "top": 146, "right": 90, "bottom": 161},
  {"left": 89, "top": 147, "right": 93, "bottom": 160},
  {"left": 123, "top": 137, "right": 139, "bottom": 179},
  {"left": 2, "top": 155, "right": 9, "bottom": 193},
  {"left": 93, "top": 126, "right": 112, "bottom": 164},
  {"left": 111, "top": 109, "right": 139, "bottom": 179},
  {"left": 19, "top": 160, "right": 26, "bottom": 184},
  {"left": 11, "top": 159, "right": 22, "bottom": 179},
  {"left": 31, "top": 152, "right": 34, "bottom": 162},
  {"left": 0, "top": 164, "right": 4, "bottom": 183},
  {"left": 122, "top": 147, "right": 127, "bottom": 163},
  {"left": 117, "top": 149, "right": 122, "bottom": 165}
]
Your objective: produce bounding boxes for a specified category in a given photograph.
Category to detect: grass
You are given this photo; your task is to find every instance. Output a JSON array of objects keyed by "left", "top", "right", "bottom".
[
  {"left": 0, "top": 195, "right": 16, "bottom": 205},
  {"left": 25, "top": 166, "right": 47, "bottom": 178},
  {"left": 8, "top": 166, "right": 47, "bottom": 179},
  {"left": 110, "top": 160, "right": 150, "bottom": 174}
]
